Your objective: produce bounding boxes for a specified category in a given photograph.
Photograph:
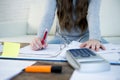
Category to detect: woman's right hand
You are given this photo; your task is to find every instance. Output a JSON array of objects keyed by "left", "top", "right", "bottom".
[{"left": 30, "top": 37, "right": 47, "bottom": 51}]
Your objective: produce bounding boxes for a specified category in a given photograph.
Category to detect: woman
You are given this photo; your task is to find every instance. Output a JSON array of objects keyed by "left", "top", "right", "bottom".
[{"left": 31, "top": 0, "right": 107, "bottom": 51}]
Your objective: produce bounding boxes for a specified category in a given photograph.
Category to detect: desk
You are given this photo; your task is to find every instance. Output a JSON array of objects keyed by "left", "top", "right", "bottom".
[
  {"left": 1, "top": 42, "right": 120, "bottom": 80},
  {"left": 11, "top": 61, "right": 74, "bottom": 80},
  {"left": 0, "top": 42, "right": 74, "bottom": 80}
]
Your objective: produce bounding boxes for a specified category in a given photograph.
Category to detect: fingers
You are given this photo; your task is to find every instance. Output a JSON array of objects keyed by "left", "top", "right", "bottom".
[
  {"left": 100, "top": 44, "right": 106, "bottom": 50},
  {"left": 80, "top": 40, "right": 106, "bottom": 51},
  {"left": 95, "top": 44, "right": 100, "bottom": 51},
  {"left": 80, "top": 42, "right": 87, "bottom": 48},
  {"left": 42, "top": 43, "right": 48, "bottom": 48},
  {"left": 91, "top": 43, "right": 96, "bottom": 51},
  {"left": 80, "top": 41, "right": 96, "bottom": 50},
  {"left": 30, "top": 37, "right": 47, "bottom": 51},
  {"left": 30, "top": 38, "right": 41, "bottom": 50}
]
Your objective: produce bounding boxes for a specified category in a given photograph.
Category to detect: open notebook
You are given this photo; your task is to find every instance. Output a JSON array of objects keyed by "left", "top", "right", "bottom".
[{"left": 0, "top": 44, "right": 66, "bottom": 61}]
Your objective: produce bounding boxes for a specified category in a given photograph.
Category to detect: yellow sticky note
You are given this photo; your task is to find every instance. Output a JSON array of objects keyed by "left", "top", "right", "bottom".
[{"left": 2, "top": 42, "right": 20, "bottom": 57}]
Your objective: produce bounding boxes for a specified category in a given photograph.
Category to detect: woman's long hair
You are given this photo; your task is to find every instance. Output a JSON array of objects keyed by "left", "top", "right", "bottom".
[{"left": 57, "top": 0, "right": 89, "bottom": 32}]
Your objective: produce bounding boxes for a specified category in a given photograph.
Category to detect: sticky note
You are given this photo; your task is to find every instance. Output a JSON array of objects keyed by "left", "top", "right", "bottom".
[{"left": 2, "top": 42, "right": 20, "bottom": 57}]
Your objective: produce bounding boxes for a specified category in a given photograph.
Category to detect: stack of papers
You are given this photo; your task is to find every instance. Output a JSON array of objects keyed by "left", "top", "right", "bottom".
[{"left": 0, "top": 41, "right": 120, "bottom": 64}]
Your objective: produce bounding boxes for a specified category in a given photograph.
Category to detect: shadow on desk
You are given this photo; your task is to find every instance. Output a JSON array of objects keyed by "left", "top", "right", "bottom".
[{"left": 11, "top": 61, "right": 74, "bottom": 80}]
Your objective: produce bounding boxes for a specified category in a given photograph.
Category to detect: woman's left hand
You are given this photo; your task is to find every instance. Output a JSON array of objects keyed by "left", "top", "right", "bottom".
[{"left": 80, "top": 39, "right": 106, "bottom": 51}]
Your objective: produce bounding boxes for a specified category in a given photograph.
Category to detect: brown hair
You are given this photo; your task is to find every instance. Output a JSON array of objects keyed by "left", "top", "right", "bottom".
[{"left": 57, "top": 0, "right": 89, "bottom": 32}]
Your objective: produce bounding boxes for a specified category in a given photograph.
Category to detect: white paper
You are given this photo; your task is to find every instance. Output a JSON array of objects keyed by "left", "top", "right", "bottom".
[
  {"left": 19, "top": 44, "right": 66, "bottom": 61},
  {"left": 96, "top": 43, "right": 120, "bottom": 62},
  {"left": 70, "top": 66, "right": 120, "bottom": 80},
  {"left": 0, "top": 59, "right": 35, "bottom": 80}
]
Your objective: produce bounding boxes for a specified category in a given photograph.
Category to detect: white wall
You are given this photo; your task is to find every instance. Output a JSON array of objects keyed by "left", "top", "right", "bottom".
[
  {"left": 0, "top": 0, "right": 30, "bottom": 22},
  {"left": 100, "top": 0, "right": 120, "bottom": 37},
  {"left": 0, "top": 0, "right": 30, "bottom": 37}
]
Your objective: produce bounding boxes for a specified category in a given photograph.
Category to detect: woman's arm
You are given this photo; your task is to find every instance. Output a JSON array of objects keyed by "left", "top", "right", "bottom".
[
  {"left": 31, "top": 0, "right": 56, "bottom": 50},
  {"left": 87, "top": 0, "right": 101, "bottom": 41},
  {"left": 80, "top": 0, "right": 105, "bottom": 51},
  {"left": 37, "top": 0, "right": 56, "bottom": 38}
]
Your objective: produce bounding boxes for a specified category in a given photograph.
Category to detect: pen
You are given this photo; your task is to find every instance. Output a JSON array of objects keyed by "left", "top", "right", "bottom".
[
  {"left": 24, "top": 65, "right": 62, "bottom": 73},
  {"left": 41, "top": 29, "right": 48, "bottom": 45}
]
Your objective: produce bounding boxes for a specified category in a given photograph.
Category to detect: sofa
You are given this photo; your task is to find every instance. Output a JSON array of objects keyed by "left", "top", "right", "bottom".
[{"left": 0, "top": 0, "right": 120, "bottom": 44}]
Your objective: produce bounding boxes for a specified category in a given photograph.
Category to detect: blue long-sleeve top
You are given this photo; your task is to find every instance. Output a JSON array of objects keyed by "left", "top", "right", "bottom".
[{"left": 37, "top": 0, "right": 101, "bottom": 43}]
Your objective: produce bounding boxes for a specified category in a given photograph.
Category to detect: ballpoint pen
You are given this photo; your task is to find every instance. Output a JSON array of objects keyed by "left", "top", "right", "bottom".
[{"left": 41, "top": 29, "right": 48, "bottom": 45}]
